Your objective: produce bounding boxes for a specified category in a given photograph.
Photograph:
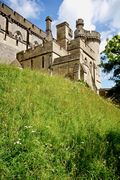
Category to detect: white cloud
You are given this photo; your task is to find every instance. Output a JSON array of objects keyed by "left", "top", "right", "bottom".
[
  {"left": 93, "top": 0, "right": 120, "bottom": 29},
  {"left": 90, "top": 0, "right": 120, "bottom": 52},
  {"left": 100, "top": 30, "right": 114, "bottom": 52},
  {"left": 53, "top": 0, "right": 95, "bottom": 31},
  {"left": 53, "top": 0, "right": 120, "bottom": 51},
  {"left": 92, "top": 0, "right": 110, "bottom": 23},
  {"left": 6, "top": 0, "right": 43, "bottom": 19}
]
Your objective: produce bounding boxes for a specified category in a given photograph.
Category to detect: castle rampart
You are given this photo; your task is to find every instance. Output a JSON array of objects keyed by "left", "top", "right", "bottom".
[
  {"left": 0, "top": 2, "right": 49, "bottom": 63},
  {"left": 0, "top": 3, "right": 46, "bottom": 39}
]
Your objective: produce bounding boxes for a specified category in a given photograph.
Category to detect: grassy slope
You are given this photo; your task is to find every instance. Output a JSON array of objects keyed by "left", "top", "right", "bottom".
[{"left": 0, "top": 65, "right": 120, "bottom": 179}]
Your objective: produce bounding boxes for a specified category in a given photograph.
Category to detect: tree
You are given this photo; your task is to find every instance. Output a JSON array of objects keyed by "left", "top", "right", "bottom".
[{"left": 101, "top": 35, "right": 120, "bottom": 104}]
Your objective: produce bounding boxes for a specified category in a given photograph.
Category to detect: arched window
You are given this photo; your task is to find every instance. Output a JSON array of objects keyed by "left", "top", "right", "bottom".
[
  {"left": 42, "top": 56, "right": 44, "bottom": 68},
  {"left": 14, "top": 31, "right": 23, "bottom": 42}
]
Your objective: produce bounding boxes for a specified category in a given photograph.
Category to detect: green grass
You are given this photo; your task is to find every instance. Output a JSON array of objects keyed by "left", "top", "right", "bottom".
[{"left": 0, "top": 64, "right": 120, "bottom": 179}]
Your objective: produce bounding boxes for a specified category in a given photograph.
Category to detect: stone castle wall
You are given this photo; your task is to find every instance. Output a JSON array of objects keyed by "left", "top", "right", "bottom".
[
  {"left": 0, "top": 2, "right": 101, "bottom": 92},
  {"left": 0, "top": 2, "right": 47, "bottom": 63},
  {"left": 16, "top": 19, "right": 101, "bottom": 91},
  {"left": 16, "top": 40, "right": 68, "bottom": 70}
]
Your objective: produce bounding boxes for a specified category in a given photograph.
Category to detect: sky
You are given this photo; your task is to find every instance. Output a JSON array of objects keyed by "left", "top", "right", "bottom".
[{"left": 1, "top": 0, "right": 120, "bottom": 88}]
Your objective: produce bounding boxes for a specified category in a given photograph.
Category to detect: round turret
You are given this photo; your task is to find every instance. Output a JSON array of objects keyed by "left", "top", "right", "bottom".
[
  {"left": 76, "top": 19, "right": 84, "bottom": 28},
  {"left": 87, "top": 31, "right": 101, "bottom": 43},
  {"left": 74, "top": 19, "right": 86, "bottom": 40}
]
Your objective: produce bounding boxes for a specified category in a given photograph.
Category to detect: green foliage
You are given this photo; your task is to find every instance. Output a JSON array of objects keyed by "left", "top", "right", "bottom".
[
  {"left": 0, "top": 65, "right": 120, "bottom": 179},
  {"left": 101, "top": 35, "right": 120, "bottom": 80},
  {"left": 101, "top": 35, "right": 120, "bottom": 104}
]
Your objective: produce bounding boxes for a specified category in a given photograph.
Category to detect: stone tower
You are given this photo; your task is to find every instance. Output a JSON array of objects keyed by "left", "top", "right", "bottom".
[
  {"left": 73, "top": 19, "right": 101, "bottom": 90},
  {"left": 56, "top": 22, "right": 73, "bottom": 50}
]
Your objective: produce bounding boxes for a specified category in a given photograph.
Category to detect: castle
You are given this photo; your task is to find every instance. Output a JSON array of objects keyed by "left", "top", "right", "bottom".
[{"left": 0, "top": 2, "right": 101, "bottom": 92}]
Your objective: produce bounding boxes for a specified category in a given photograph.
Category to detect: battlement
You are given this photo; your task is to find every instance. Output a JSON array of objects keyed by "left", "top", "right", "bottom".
[
  {"left": 0, "top": 2, "right": 47, "bottom": 39},
  {"left": 17, "top": 40, "right": 68, "bottom": 62},
  {"left": 74, "top": 18, "right": 100, "bottom": 43},
  {"left": 17, "top": 41, "right": 53, "bottom": 61},
  {"left": 86, "top": 30, "right": 101, "bottom": 42}
]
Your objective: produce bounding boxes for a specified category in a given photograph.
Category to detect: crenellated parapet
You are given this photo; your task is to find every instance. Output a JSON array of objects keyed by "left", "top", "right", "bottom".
[
  {"left": 86, "top": 31, "right": 101, "bottom": 43},
  {"left": 0, "top": 2, "right": 47, "bottom": 40},
  {"left": 0, "top": 2, "right": 53, "bottom": 63},
  {"left": 17, "top": 41, "right": 53, "bottom": 62},
  {"left": 74, "top": 19, "right": 101, "bottom": 43},
  {"left": 17, "top": 40, "right": 68, "bottom": 63}
]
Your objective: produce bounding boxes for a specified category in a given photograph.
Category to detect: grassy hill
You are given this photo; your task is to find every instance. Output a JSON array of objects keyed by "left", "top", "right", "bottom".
[{"left": 0, "top": 64, "right": 120, "bottom": 179}]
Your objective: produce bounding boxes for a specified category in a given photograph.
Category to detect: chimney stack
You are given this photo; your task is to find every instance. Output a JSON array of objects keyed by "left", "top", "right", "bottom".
[{"left": 45, "top": 16, "right": 53, "bottom": 41}]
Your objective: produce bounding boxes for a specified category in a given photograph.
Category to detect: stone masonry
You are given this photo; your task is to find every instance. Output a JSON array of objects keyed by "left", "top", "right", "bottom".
[
  {"left": 0, "top": 2, "right": 101, "bottom": 92},
  {"left": 0, "top": 2, "right": 50, "bottom": 64}
]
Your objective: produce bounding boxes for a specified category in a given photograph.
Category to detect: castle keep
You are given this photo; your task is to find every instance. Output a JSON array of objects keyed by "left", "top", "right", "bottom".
[{"left": 0, "top": 2, "right": 101, "bottom": 92}]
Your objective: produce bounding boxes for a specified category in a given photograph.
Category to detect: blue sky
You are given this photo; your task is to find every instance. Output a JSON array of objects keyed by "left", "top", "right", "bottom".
[{"left": 1, "top": 0, "right": 120, "bottom": 88}]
